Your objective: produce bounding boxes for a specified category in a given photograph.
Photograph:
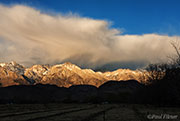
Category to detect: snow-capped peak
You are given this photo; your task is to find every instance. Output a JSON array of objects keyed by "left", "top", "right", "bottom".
[{"left": 0, "top": 61, "right": 25, "bottom": 75}]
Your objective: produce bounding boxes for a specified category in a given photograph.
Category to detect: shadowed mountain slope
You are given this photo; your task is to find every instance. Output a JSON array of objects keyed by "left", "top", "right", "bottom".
[{"left": 0, "top": 80, "right": 144, "bottom": 103}]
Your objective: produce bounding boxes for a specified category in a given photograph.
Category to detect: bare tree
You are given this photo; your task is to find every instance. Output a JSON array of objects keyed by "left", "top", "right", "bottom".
[
  {"left": 145, "top": 39, "right": 180, "bottom": 83},
  {"left": 145, "top": 63, "right": 167, "bottom": 84},
  {"left": 169, "top": 39, "right": 180, "bottom": 67}
]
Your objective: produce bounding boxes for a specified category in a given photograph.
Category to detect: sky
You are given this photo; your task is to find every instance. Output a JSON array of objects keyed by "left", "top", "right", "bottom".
[
  {"left": 0, "top": 0, "right": 180, "bottom": 70},
  {"left": 1, "top": 0, "right": 180, "bottom": 35}
]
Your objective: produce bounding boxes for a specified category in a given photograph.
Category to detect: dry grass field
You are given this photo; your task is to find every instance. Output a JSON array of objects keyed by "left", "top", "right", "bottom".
[{"left": 0, "top": 103, "right": 179, "bottom": 121}]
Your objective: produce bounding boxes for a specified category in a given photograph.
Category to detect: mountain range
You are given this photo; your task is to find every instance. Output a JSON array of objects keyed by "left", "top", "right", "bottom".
[{"left": 0, "top": 61, "right": 151, "bottom": 87}]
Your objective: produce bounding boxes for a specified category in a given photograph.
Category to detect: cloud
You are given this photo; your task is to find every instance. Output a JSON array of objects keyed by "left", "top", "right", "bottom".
[{"left": 0, "top": 4, "right": 179, "bottom": 68}]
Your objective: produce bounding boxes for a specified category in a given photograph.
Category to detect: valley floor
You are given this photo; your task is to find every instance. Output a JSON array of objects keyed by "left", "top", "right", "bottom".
[{"left": 0, "top": 103, "right": 179, "bottom": 121}]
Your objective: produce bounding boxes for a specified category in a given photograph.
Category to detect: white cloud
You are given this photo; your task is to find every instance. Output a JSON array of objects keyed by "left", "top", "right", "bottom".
[{"left": 0, "top": 4, "right": 179, "bottom": 68}]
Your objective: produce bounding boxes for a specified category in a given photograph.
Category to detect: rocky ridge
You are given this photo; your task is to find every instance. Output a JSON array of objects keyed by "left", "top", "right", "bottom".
[{"left": 0, "top": 61, "right": 151, "bottom": 87}]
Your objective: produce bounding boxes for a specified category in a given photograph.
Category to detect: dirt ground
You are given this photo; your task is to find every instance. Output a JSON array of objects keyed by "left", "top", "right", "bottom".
[{"left": 0, "top": 103, "right": 179, "bottom": 121}]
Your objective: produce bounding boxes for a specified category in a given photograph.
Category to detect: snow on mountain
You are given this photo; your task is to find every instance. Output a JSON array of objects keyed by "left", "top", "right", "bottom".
[
  {"left": 0, "top": 61, "right": 150, "bottom": 87},
  {"left": 0, "top": 61, "right": 25, "bottom": 75}
]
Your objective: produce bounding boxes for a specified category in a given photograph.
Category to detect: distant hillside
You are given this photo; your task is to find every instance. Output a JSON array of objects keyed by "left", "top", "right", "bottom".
[
  {"left": 0, "top": 62, "right": 180, "bottom": 105},
  {"left": 0, "top": 80, "right": 143, "bottom": 103},
  {"left": 0, "top": 61, "right": 150, "bottom": 87}
]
